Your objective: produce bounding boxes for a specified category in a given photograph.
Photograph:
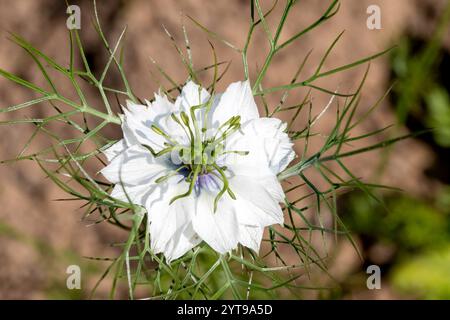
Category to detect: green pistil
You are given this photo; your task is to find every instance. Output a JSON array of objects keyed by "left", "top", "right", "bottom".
[
  {"left": 179, "top": 111, "right": 196, "bottom": 161},
  {"left": 151, "top": 124, "right": 178, "bottom": 145},
  {"left": 171, "top": 113, "right": 190, "bottom": 141},
  {"left": 202, "top": 95, "right": 215, "bottom": 140},
  {"left": 169, "top": 164, "right": 201, "bottom": 205},
  {"left": 155, "top": 165, "right": 189, "bottom": 184},
  {"left": 211, "top": 163, "right": 235, "bottom": 212}
]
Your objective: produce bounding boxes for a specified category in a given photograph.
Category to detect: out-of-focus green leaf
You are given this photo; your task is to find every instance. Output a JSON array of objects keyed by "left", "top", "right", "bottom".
[
  {"left": 391, "top": 245, "right": 450, "bottom": 299},
  {"left": 425, "top": 87, "right": 450, "bottom": 147}
]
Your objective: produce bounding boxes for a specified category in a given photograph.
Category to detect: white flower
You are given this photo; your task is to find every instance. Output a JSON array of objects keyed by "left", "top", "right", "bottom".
[{"left": 101, "top": 80, "right": 295, "bottom": 262}]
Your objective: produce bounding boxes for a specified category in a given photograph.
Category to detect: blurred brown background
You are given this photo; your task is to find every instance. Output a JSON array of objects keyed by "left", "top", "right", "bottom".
[{"left": 0, "top": 0, "right": 449, "bottom": 299}]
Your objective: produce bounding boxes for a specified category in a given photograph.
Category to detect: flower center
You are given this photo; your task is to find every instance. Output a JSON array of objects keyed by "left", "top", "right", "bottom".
[{"left": 142, "top": 96, "right": 247, "bottom": 211}]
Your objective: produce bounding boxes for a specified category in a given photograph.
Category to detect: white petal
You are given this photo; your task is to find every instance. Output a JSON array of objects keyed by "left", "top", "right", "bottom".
[
  {"left": 226, "top": 196, "right": 281, "bottom": 228},
  {"left": 192, "top": 191, "right": 239, "bottom": 254},
  {"left": 229, "top": 175, "right": 284, "bottom": 226},
  {"left": 238, "top": 225, "right": 264, "bottom": 252},
  {"left": 103, "top": 139, "right": 127, "bottom": 162},
  {"left": 110, "top": 182, "right": 156, "bottom": 205},
  {"left": 119, "top": 113, "right": 138, "bottom": 146},
  {"left": 163, "top": 223, "right": 201, "bottom": 262},
  {"left": 175, "top": 81, "right": 210, "bottom": 112},
  {"left": 148, "top": 180, "right": 196, "bottom": 254},
  {"left": 260, "top": 120, "right": 296, "bottom": 174},
  {"left": 152, "top": 93, "right": 177, "bottom": 115},
  {"left": 121, "top": 99, "right": 189, "bottom": 151},
  {"left": 100, "top": 145, "right": 172, "bottom": 185},
  {"left": 222, "top": 117, "right": 295, "bottom": 176},
  {"left": 125, "top": 100, "right": 154, "bottom": 119},
  {"left": 121, "top": 106, "right": 167, "bottom": 150},
  {"left": 210, "top": 80, "right": 259, "bottom": 126}
]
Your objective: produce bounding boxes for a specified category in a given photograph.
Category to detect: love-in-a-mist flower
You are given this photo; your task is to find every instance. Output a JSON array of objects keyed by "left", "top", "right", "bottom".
[{"left": 101, "top": 80, "right": 295, "bottom": 262}]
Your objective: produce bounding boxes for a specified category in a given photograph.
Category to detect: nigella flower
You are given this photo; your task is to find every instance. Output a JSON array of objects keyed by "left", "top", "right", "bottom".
[{"left": 101, "top": 80, "right": 295, "bottom": 262}]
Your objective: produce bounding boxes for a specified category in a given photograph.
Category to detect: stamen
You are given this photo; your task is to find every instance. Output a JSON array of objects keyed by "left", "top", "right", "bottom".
[
  {"left": 212, "top": 115, "right": 241, "bottom": 143},
  {"left": 155, "top": 165, "right": 188, "bottom": 184},
  {"left": 220, "top": 150, "right": 249, "bottom": 156},
  {"left": 141, "top": 144, "right": 174, "bottom": 157},
  {"left": 150, "top": 124, "right": 178, "bottom": 145}
]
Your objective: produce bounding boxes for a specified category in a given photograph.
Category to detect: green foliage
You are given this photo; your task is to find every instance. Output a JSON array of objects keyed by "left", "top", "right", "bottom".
[
  {"left": 437, "top": 186, "right": 450, "bottom": 215},
  {"left": 384, "top": 197, "right": 448, "bottom": 250},
  {"left": 391, "top": 245, "right": 450, "bottom": 299},
  {"left": 391, "top": 35, "right": 450, "bottom": 147},
  {"left": 390, "top": 1, "right": 450, "bottom": 124},
  {"left": 425, "top": 88, "right": 450, "bottom": 147},
  {"left": 343, "top": 190, "right": 450, "bottom": 299},
  {"left": 344, "top": 194, "right": 448, "bottom": 251}
]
